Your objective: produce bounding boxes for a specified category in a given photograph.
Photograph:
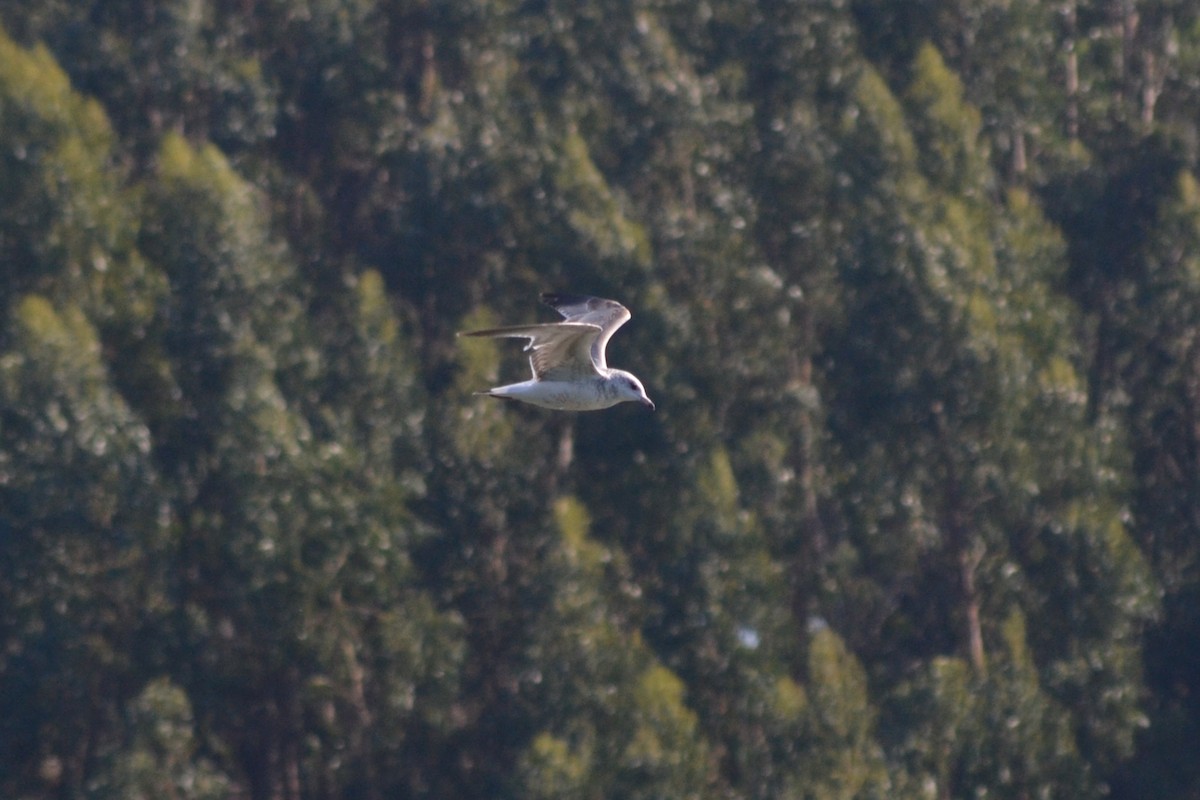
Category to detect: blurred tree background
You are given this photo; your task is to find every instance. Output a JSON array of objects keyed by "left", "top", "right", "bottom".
[{"left": 0, "top": 1, "right": 1197, "bottom": 798}]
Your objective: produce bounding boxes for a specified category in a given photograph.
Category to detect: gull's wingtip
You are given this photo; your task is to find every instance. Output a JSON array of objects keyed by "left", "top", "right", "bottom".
[
  {"left": 541, "top": 291, "right": 592, "bottom": 307},
  {"left": 458, "top": 327, "right": 507, "bottom": 339}
]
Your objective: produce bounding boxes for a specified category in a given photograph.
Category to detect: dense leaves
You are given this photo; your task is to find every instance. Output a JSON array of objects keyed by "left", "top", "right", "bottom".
[{"left": 1, "top": 2, "right": 1197, "bottom": 798}]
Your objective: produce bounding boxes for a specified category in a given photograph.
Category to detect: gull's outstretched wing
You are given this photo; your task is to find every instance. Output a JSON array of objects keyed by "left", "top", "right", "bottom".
[
  {"left": 540, "top": 293, "right": 631, "bottom": 370},
  {"left": 458, "top": 322, "right": 602, "bottom": 380}
]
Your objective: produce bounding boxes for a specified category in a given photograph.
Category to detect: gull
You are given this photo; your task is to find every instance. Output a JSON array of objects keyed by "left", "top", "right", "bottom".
[{"left": 459, "top": 293, "right": 655, "bottom": 411}]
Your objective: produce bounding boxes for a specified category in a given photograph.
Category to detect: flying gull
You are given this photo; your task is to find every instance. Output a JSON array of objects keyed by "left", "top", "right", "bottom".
[{"left": 459, "top": 293, "right": 655, "bottom": 411}]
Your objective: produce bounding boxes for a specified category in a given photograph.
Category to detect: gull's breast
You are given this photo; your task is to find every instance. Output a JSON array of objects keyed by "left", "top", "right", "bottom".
[{"left": 529, "top": 380, "right": 618, "bottom": 411}]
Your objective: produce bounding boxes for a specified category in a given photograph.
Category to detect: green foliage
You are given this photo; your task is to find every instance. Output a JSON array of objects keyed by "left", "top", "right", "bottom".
[
  {"left": 94, "top": 678, "right": 232, "bottom": 800},
  {"left": 3, "top": 4, "right": 1200, "bottom": 799},
  {"left": 842, "top": 65, "right": 920, "bottom": 187},
  {"left": 517, "top": 732, "right": 593, "bottom": 800},
  {"left": 0, "top": 296, "right": 167, "bottom": 797},
  {"left": 1094, "top": 165, "right": 1200, "bottom": 796},
  {"left": 885, "top": 613, "right": 1091, "bottom": 800},
  {"left": 904, "top": 43, "right": 989, "bottom": 197},
  {"left": 0, "top": 0, "right": 277, "bottom": 152},
  {"left": 0, "top": 26, "right": 153, "bottom": 330},
  {"left": 612, "top": 664, "right": 714, "bottom": 799},
  {"left": 796, "top": 627, "right": 892, "bottom": 799},
  {"left": 556, "top": 129, "right": 652, "bottom": 265}
]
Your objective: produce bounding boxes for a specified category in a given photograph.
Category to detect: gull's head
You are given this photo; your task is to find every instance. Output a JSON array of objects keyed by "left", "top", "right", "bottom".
[{"left": 615, "top": 372, "right": 655, "bottom": 410}]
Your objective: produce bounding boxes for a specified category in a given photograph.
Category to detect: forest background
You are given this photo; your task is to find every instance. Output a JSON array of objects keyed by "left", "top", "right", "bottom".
[{"left": 2, "top": 1, "right": 1199, "bottom": 798}]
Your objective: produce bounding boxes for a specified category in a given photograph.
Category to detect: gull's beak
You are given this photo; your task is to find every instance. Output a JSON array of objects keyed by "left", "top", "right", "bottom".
[{"left": 642, "top": 397, "right": 656, "bottom": 410}]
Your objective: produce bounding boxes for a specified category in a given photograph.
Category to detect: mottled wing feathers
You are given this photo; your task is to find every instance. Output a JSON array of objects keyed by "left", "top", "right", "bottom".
[
  {"left": 540, "top": 293, "right": 630, "bottom": 370},
  {"left": 458, "top": 322, "right": 602, "bottom": 380}
]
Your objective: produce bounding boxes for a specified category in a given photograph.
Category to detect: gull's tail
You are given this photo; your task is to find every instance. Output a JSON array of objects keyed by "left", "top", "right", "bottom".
[{"left": 473, "top": 388, "right": 514, "bottom": 400}]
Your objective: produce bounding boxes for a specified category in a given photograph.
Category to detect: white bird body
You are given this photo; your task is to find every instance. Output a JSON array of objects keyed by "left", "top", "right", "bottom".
[
  {"left": 479, "top": 375, "right": 637, "bottom": 410},
  {"left": 459, "top": 293, "right": 654, "bottom": 411}
]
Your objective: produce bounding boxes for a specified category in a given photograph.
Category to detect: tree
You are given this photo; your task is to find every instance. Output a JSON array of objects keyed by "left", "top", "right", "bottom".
[
  {"left": 0, "top": 297, "right": 169, "bottom": 798},
  {"left": 515, "top": 498, "right": 721, "bottom": 800},
  {"left": 1104, "top": 169, "right": 1200, "bottom": 799},
  {"left": 3, "top": 4, "right": 1197, "bottom": 797},
  {"left": 823, "top": 51, "right": 1154, "bottom": 794},
  {"left": 135, "top": 133, "right": 463, "bottom": 799},
  {"left": 93, "top": 678, "right": 232, "bottom": 800},
  {"left": 0, "top": 25, "right": 152, "bottom": 327},
  {"left": 791, "top": 626, "right": 892, "bottom": 799},
  {"left": 0, "top": 0, "right": 276, "bottom": 153}
]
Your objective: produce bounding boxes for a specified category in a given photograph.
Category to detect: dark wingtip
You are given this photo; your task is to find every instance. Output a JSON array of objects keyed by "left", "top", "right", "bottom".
[{"left": 541, "top": 291, "right": 591, "bottom": 308}]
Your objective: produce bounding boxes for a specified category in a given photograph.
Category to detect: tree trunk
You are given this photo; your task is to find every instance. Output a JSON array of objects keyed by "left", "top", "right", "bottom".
[
  {"left": 934, "top": 404, "right": 987, "bottom": 675},
  {"left": 1063, "top": 0, "right": 1079, "bottom": 142},
  {"left": 959, "top": 543, "right": 987, "bottom": 675}
]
